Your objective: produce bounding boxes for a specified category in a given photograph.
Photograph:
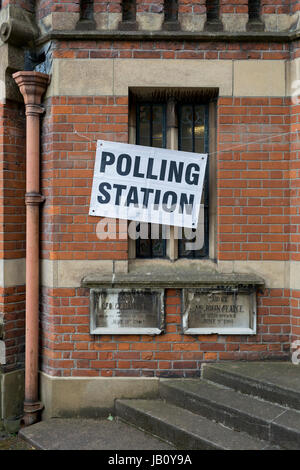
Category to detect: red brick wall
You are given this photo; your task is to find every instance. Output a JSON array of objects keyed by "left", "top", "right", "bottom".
[
  {"left": 52, "top": 40, "right": 290, "bottom": 60},
  {"left": 2, "top": 0, "right": 35, "bottom": 12},
  {"left": 291, "top": 0, "right": 300, "bottom": 14},
  {"left": 40, "top": 287, "right": 290, "bottom": 378},
  {"left": 178, "top": 1, "right": 206, "bottom": 16},
  {"left": 220, "top": 0, "right": 248, "bottom": 15},
  {"left": 35, "top": 0, "right": 53, "bottom": 20},
  {"left": 33, "top": 1, "right": 294, "bottom": 21},
  {"left": 291, "top": 95, "right": 300, "bottom": 341},
  {"left": 0, "top": 102, "right": 26, "bottom": 261},
  {"left": 0, "top": 286, "right": 25, "bottom": 373},
  {"left": 41, "top": 95, "right": 128, "bottom": 261},
  {"left": 218, "top": 97, "right": 291, "bottom": 262},
  {"left": 1, "top": 1, "right": 298, "bottom": 376},
  {"left": 261, "top": 0, "right": 290, "bottom": 15},
  {"left": 37, "top": 38, "right": 297, "bottom": 376},
  {"left": 35, "top": 0, "right": 122, "bottom": 19},
  {"left": 0, "top": 101, "right": 26, "bottom": 371},
  {"left": 94, "top": 0, "right": 122, "bottom": 14},
  {"left": 137, "top": 0, "right": 163, "bottom": 14}
]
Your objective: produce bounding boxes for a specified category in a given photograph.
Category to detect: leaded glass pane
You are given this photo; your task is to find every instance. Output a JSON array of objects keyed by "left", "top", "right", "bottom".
[
  {"left": 138, "top": 105, "right": 151, "bottom": 147},
  {"left": 164, "top": 0, "right": 178, "bottom": 22},
  {"left": 152, "top": 105, "right": 164, "bottom": 148},
  {"left": 206, "top": 0, "right": 219, "bottom": 22},
  {"left": 178, "top": 103, "right": 209, "bottom": 259},
  {"left": 179, "top": 105, "right": 193, "bottom": 152},
  {"left": 136, "top": 104, "right": 166, "bottom": 258}
]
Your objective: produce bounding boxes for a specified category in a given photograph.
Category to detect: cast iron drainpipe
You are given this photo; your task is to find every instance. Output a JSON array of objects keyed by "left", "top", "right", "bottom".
[{"left": 13, "top": 71, "right": 50, "bottom": 426}]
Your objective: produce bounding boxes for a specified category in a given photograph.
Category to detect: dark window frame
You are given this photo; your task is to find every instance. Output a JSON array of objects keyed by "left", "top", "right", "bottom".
[{"left": 135, "top": 100, "right": 210, "bottom": 260}]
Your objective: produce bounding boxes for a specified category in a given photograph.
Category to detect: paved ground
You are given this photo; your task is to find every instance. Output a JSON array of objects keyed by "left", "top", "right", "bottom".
[
  {"left": 20, "top": 416, "right": 174, "bottom": 450},
  {"left": 0, "top": 430, "right": 34, "bottom": 450}
]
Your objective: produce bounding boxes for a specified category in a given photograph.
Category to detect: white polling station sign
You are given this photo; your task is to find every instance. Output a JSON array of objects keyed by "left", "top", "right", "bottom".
[{"left": 89, "top": 141, "right": 207, "bottom": 228}]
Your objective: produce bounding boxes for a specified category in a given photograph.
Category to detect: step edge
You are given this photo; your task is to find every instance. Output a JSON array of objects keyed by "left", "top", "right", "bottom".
[
  {"left": 202, "top": 365, "right": 300, "bottom": 407},
  {"left": 115, "top": 399, "right": 271, "bottom": 450},
  {"left": 159, "top": 380, "right": 285, "bottom": 423}
]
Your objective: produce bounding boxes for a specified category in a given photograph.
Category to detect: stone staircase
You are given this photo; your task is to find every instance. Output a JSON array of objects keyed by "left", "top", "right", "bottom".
[{"left": 115, "top": 362, "right": 300, "bottom": 450}]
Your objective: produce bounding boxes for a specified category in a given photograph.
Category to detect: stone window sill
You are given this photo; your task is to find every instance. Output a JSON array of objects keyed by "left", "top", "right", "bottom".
[{"left": 81, "top": 268, "right": 264, "bottom": 289}]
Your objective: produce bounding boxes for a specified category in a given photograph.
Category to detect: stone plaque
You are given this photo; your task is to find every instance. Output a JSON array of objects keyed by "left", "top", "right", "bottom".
[
  {"left": 182, "top": 288, "right": 256, "bottom": 335},
  {"left": 90, "top": 288, "right": 165, "bottom": 335}
]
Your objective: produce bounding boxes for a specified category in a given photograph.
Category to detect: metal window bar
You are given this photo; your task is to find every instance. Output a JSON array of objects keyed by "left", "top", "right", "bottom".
[
  {"left": 178, "top": 104, "right": 209, "bottom": 259},
  {"left": 80, "top": 0, "right": 94, "bottom": 20},
  {"left": 206, "top": 0, "right": 219, "bottom": 22},
  {"left": 136, "top": 103, "right": 167, "bottom": 258},
  {"left": 122, "top": 0, "right": 137, "bottom": 22},
  {"left": 164, "top": 0, "right": 178, "bottom": 22},
  {"left": 248, "top": 0, "right": 261, "bottom": 21}
]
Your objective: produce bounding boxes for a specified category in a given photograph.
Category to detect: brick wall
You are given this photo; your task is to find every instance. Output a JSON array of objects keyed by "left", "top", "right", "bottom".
[
  {"left": 52, "top": 39, "right": 290, "bottom": 60},
  {"left": 40, "top": 287, "right": 290, "bottom": 378},
  {"left": 1, "top": 1, "right": 298, "bottom": 378},
  {"left": 291, "top": 94, "right": 300, "bottom": 341},
  {"left": 36, "top": 37, "right": 297, "bottom": 376},
  {"left": 220, "top": 0, "right": 248, "bottom": 15},
  {"left": 218, "top": 97, "right": 291, "bottom": 262},
  {"left": 35, "top": 0, "right": 53, "bottom": 20},
  {"left": 0, "top": 286, "right": 25, "bottom": 372},
  {"left": 33, "top": 0, "right": 295, "bottom": 22},
  {"left": 41, "top": 95, "right": 128, "bottom": 261},
  {"left": 0, "top": 101, "right": 26, "bottom": 372},
  {"left": 2, "top": 0, "right": 35, "bottom": 12},
  {"left": 0, "top": 102, "right": 26, "bottom": 261},
  {"left": 94, "top": 0, "right": 122, "bottom": 14},
  {"left": 261, "top": 0, "right": 290, "bottom": 15},
  {"left": 178, "top": 0, "right": 206, "bottom": 15},
  {"left": 137, "top": 0, "right": 163, "bottom": 14},
  {"left": 291, "top": 0, "right": 300, "bottom": 14}
]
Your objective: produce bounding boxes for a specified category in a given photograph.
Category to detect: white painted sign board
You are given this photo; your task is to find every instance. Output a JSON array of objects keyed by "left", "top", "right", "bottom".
[{"left": 89, "top": 141, "right": 207, "bottom": 228}]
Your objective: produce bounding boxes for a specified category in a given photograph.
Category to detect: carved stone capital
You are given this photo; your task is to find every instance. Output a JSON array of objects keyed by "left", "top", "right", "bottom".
[{"left": 12, "top": 71, "right": 50, "bottom": 106}]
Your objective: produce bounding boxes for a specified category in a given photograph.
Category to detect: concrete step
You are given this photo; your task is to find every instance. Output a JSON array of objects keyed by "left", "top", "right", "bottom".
[
  {"left": 19, "top": 417, "right": 175, "bottom": 450},
  {"left": 202, "top": 362, "right": 300, "bottom": 410},
  {"left": 159, "top": 379, "right": 286, "bottom": 441},
  {"left": 270, "top": 409, "right": 300, "bottom": 451},
  {"left": 115, "top": 399, "right": 278, "bottom": 450}
]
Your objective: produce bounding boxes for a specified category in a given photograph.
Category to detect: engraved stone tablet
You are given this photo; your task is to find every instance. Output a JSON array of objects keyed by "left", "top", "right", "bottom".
[
  {"left": 182, "top": 288, "right": 256, "bottom": 335},
  {"left": 90, "top": 288, "right": 165, "bottom": 335}
]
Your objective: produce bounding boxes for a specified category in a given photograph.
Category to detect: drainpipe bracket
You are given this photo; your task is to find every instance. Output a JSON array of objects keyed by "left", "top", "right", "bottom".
[
  {"left": 21, "top": 401, "right": 44, "bottom": 427},
  {"left": 25, "top": 192, "right": 45, "bottom": 206},
  {"left": 25, "top": 104, "right": 45, "bottom": 116},
  {"left": 24, "top": 401, "right": 44, "bottom": 413}
]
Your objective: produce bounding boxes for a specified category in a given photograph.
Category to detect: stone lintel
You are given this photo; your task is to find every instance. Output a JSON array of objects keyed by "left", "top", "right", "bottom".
[{"left": 35, "top": 29, "right": 298, "bottom": 47}]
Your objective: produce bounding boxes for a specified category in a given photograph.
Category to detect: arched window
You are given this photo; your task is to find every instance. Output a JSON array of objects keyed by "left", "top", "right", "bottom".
[
  {"left": 248, "top": 0, "right": 261, "bottom": 21},
  {"left": 164, "top": 0, "right": 178, "bottom": 23},
  {"left": 122, "top": 0, "right": 136, "bottom": 22},
  {"left": 206, "top": 0, "right": 219, "bottom": 23}
]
